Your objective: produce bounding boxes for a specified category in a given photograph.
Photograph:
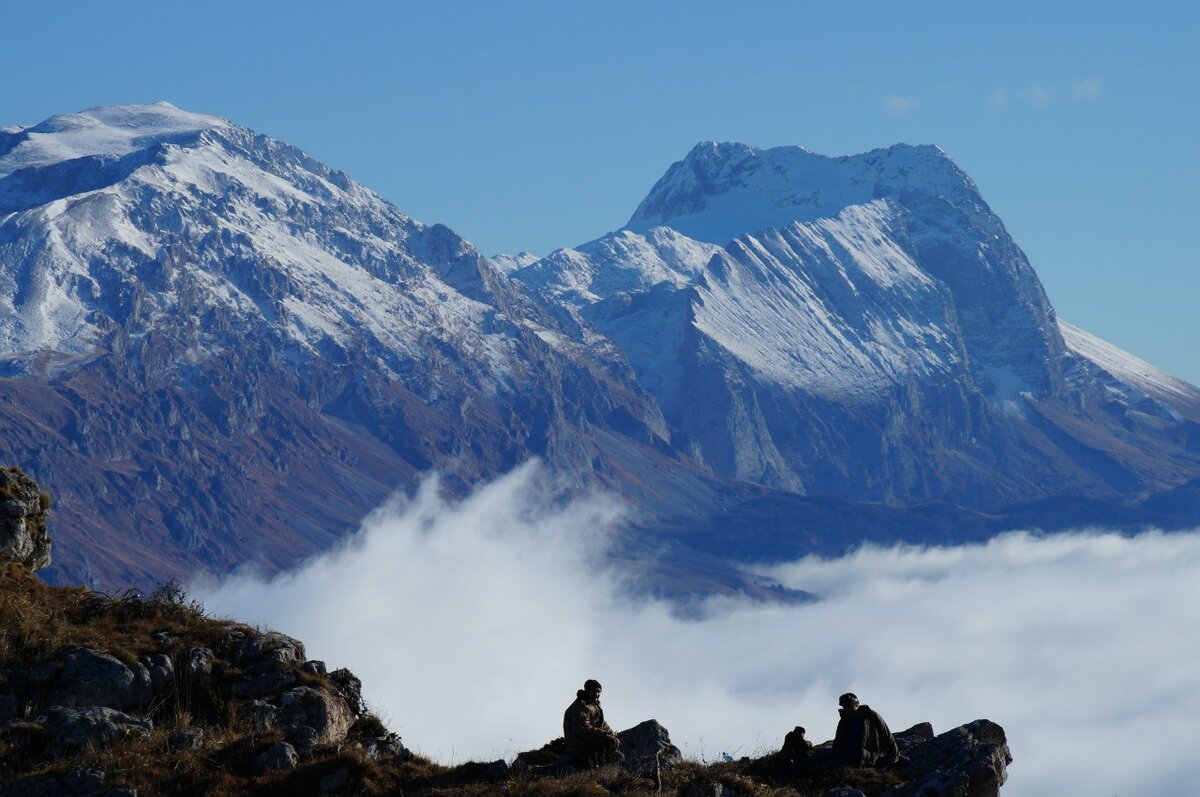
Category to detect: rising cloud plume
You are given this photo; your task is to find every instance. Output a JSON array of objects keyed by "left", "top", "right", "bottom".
[{"left": 196, "top": 465, "right": 1200, "bottom": 797}]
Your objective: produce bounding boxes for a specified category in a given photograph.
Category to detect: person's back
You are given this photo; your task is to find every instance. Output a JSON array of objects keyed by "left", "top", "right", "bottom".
[{"left": 831, "top": 693, "right": 898, "bottom": 767}]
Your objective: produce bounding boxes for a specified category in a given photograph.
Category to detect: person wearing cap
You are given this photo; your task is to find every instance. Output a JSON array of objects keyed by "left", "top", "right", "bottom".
[
  {"left": 563, "top": 679, "right": 623, "bottom": 769},
  {"left": 831, "top": 692, "right": 899, "bottom": 767}
]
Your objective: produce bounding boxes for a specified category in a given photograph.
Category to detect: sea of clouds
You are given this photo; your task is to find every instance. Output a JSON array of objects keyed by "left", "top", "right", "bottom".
[{"left": 195, "top": 463, "right": 1200, "bottom": 797}]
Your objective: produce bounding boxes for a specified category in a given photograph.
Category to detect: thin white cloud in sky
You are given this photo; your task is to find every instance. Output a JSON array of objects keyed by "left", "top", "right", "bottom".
[
  {"left": 1071, "top": 77, "right": 1102, "bottom": 102},
  {"left": 882, "top": 95, "right": 917, "bottom": 114},
  {"left": 987, "top": 89, "right": 1009, "bottom": 112},
  {"left": 1019, "top": 85, "right": 1054, "bottom": 108},
  {"left": 195, "top": 464, "right": 1200, "bottom": 797}
]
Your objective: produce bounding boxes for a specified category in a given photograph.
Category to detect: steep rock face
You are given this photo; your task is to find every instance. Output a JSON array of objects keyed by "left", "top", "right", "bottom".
[{"left": 516, "top": 142, "right": 1200, "bottom": 508}]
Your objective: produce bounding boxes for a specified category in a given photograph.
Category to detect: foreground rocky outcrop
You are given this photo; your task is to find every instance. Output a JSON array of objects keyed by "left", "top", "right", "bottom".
[
  {"left": 0, "top": 563, "right": 409, "bottom": 796},
  {"left": 0, "top": 474, "right": 1012, "bottom": 796},
  {"left": 0, "top": 466, "right": 50, "bottom": 573}
]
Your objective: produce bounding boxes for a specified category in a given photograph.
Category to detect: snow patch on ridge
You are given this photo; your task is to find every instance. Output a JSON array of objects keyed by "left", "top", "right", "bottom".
[
  {"left": 1060, "top": 320, "right": 1200, "bottom": 405},
  {"left": 0, "top": 102, "right": 227, "bottom": 178},
  {"left": 627, "top": 141, "right": 974, "bottom": 246}
]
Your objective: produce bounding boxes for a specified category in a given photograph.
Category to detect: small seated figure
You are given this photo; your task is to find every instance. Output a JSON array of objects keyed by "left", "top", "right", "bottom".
[
  {"left": 778, "top": 725, "right": 814, "bottom": 772},
  {"left": 830, "top": 692, "right": 899, "bottom": 767},
  {"left": 563, "top": 679, "right": 624, "bottom": 769}
]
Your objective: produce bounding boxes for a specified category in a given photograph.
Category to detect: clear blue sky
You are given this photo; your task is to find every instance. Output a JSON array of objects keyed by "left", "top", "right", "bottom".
[{"left": 4, "top": 1, "right": 1197, "bottom": 384}]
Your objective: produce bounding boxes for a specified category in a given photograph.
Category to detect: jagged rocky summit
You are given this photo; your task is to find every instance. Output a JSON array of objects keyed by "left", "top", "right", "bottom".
[{"left": 1, "top": 103, "right": 1198, "bottom": 593}]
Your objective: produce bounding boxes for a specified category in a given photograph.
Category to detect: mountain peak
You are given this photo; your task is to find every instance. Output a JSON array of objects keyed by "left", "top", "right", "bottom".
[
  {"left": 1, "top": 102, "right": 228, "bottom": 178},
  {"left": 625, "top": 141, "right": 973, "bottom": 246}
]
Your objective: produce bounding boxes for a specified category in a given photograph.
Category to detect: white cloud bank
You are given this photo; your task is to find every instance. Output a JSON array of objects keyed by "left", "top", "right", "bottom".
[{"left": 195, "top": 464, "right": 1200, "bottom": 797}]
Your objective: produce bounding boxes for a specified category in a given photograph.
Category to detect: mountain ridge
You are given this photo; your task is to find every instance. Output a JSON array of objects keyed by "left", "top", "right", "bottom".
[{"left": 1, "top": 102, "right": 1198, "bottom": 593}]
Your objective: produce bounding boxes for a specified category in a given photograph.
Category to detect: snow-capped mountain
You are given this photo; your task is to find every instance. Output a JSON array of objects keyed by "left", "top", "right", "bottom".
[
  {"left": 514, "top": 141, "right": 1200, "bottom": 506},
  {"left": 2, "top": 104, "right": 1198, "bottom": 592},
  {"left": 0, "top": 103, "right": 676, "bottom": 587}
]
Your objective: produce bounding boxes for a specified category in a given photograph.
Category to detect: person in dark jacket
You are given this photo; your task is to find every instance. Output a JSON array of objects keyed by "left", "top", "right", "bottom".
[
  {"left": 778, "top": 725, "right": 814, "bottom": 772},
  {"left": 563, "top": 679, "right": 623, "bottom": 769},
  {"left": 831, "top": 693, "right": 899, "bottom": 767}
]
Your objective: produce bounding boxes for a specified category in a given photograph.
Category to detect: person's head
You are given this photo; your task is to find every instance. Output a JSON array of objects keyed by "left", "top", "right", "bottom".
[
  {"left": 583, "top": 679, "right": 602, "bottom": 703},
  {"left": 838, "top": 693, "right": 860, "bottom": 711}
]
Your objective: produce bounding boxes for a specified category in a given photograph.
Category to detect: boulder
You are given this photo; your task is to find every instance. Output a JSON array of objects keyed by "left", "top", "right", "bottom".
[
  {"left": 284, "top": 724, "right": 321, "bottom": 757},
  {"left": 54, "top": 649, "right": 152, "bottom": 711},
  {"left": 139, "top": 654, "right": 173, "bottom": 696},
  {"left": 253, "top": 741, "right": 298, "bottom": 773},
  {"left": 231, "top": 659, "right": 296, "bottom": 698},
  {"left": 328, "top": 668, "right": 365, "bottom": 717},
  {"left": 618, "top": 719, "right": 682, "bottom": 773},
  {"left": 186, "top": 648, "right": 214, "bottom": 681},
  {"left": 895, "top": 723, "right": 935, "bottom": 753},
  {"left": 0, "top": 467, "right": 51, "bottom": 572},
  {"left": 515, "top": 719, "right": 682, "bottom": 778},
  {"left": 355, "top": 731, "right": 410, "bottom": 762},
  {"left": 226, "top": 628, "right": 305, "bottom": 668},
  {"left": 276, "top": 687, "right": 352, "bottom": 744},
  {"left": 885, "top": 720, "right": 1011, "bottom": 797},
  {"left": 244, "top": 698, "right": 279, "bottom": 730},
  {"left": 36, "top": 706, "right": 152, "bottom": 756}
]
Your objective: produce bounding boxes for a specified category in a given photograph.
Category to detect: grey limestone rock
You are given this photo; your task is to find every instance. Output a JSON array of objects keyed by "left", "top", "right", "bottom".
[
  {"left": 885, "top": 719, "right": 1011, "bottom": 797},
  {"left": 300, "top": 659, "right": 327, "bottom": 678},
  {"left": 227, "top": 628, "right": 305, "bottom": 668},
  {"left": 895, "top": 722, "right": 935, "bottom": 753},
  {"left": 253, "top": 741, "right": 298, "bottom": 773},
  {"left": 618, "top": 719, "right": 682, "bottom": 774},
  {"left": 284, "top": 724, "right": 321, "bottom": 757},
  {"left": 35, "top": 706, "right": 152, "bottom": 756},
  {"left": 231, "top": 659, "right": 297, "bottom": 698},
  {"left": 0, "top": 467, "right": 50, "bottom": 572},
  {"left": 186, "top": 647, "right": 213, "bottom": 679},
  {"left": 54, "top": 649, "right": 152, "bottom": 711},
  {"left": 328, "top": 668, "right": 365, "bottom": 717},
  {"left": 139, "top": 654, "right": 173, "bottom": 696},
  {"left": 277, "top": 686, "right": 352, "bottom": 744},
  {"left": 356, "top": 731, "right": 410, "bottom": 762},
  {"left": 245, "top": 698, "right": 280, "bottom": 730}
]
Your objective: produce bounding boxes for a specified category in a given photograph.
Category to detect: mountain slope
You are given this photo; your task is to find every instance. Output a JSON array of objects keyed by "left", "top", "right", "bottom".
[
  {"left": 0, "top": 103, "right": 681, "bottom": 588},
  {"left": 514, "top": 142, "right": 1200, "bottom": 508},
  {"left": 2, "top": 106, "right": 1198, "bottom": 592}
]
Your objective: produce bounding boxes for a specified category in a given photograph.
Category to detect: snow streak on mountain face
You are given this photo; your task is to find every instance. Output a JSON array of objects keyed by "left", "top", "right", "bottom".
[{"left": 1, "top": 104, "right": 1199, "bottom": 592}]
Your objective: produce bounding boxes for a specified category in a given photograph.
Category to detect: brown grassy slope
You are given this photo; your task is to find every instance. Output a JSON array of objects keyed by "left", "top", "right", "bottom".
[{"left": 0, "top": 565, "right": 907, "bottom": 796}]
